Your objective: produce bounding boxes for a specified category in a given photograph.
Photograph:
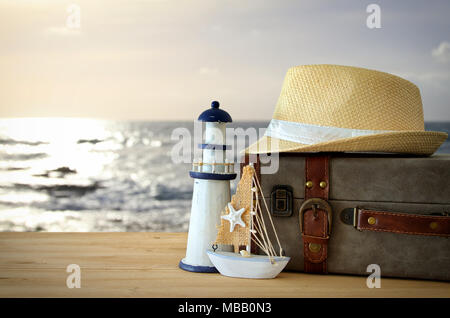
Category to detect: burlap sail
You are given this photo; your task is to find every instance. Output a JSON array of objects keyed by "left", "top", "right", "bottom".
[{"left": 215, "top": 165, "right": 254, "bottom": 253}]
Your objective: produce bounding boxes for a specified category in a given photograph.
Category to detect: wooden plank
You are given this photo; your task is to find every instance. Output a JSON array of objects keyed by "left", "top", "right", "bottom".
[{"left": 0, "top": 232, "right": 448, "bottom": 298}]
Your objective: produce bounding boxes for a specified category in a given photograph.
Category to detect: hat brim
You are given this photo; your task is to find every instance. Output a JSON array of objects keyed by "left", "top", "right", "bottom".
[{"left": 245, "top": 131, "right": 448, "bottom": 156}]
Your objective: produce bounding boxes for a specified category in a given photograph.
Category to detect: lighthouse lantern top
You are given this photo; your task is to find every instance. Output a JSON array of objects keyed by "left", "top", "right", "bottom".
[{"left": 198, "top": 101, "right": 232, "bottom": 123}]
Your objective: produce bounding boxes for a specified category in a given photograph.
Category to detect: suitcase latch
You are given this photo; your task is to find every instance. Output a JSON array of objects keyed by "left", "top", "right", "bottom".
[
  {"left": 270, "top": 185, "right": 293, "bottom": 217},
  {"left": 299, "top": 198, "right": 333, "bottom": 235}
]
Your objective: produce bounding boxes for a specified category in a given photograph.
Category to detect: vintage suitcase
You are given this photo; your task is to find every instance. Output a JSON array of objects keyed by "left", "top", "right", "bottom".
[{"left": 243, "top": 153, "right": 450, "bottom": 281}]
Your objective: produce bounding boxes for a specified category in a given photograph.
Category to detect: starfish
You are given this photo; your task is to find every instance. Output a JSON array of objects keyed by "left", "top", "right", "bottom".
[{"left": 221, "top": 202, "right": 246, "bottom": 232}]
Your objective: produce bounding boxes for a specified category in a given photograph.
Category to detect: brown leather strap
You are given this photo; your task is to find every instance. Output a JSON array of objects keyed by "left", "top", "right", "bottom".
[
  {"left": 305, "top": 156, "right": 330, "bottom": 199},
  {"left": 357, "top": 208, "right": 450, "bottom": 237},
  {"left": 302, "top": 156, "right": 331, "bottom": 274}
]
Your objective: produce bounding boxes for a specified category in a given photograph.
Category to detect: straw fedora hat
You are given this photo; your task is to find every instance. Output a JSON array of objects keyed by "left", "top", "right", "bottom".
[{"left": 246, "top": 64, "right": 448, "bottom": 155}]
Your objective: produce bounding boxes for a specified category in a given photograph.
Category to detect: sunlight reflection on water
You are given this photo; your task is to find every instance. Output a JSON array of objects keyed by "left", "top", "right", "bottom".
[{"left": 0, "top": 118, "right": 202, "bottom": 232}]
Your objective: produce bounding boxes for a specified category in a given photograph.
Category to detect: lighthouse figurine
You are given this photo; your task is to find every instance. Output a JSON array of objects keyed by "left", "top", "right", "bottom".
[{"left": 179, "top": 101, "right": 236, "bottom": 272}]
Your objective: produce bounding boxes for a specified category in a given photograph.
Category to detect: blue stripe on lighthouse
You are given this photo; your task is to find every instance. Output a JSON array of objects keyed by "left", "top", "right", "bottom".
[{"left": 189, "top": 171, "right": 237, "bottom": 180}]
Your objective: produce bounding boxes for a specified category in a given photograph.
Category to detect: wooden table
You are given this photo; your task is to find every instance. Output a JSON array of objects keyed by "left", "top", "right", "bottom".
[{"left": 0, "top": 232, "right": 448, "bottom": 298}]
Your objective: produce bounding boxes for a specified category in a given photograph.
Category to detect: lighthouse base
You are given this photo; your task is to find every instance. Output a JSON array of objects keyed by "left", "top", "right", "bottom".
[{"left": 179, "top": 258, "right": 218, "bottom": 273}]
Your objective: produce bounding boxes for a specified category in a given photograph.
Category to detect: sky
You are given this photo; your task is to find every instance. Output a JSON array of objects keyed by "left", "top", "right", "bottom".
[{"left": 0, "top": 0, "right": 449, "bottom": 121}]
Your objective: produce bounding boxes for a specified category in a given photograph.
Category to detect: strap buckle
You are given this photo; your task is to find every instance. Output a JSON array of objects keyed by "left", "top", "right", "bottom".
[{"left": 299, "top": 198, "right": 333, "bottom": 235}]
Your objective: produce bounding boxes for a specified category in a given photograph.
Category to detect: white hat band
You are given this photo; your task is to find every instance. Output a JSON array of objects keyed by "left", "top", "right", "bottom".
[{"left": 265, "top": 119, "right": 395, "bottom": 145}]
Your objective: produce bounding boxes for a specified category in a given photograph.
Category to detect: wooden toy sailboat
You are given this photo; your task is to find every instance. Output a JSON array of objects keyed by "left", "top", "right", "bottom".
[{"left": 206, "top": 164, "right": 290, "bottom": 279}]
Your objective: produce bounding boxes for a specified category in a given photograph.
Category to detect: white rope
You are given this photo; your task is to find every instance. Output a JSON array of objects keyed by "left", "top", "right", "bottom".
[
  {"left": 251, "top": 202, "right": 273, "bottom": 257},
  {"left": 248, "top": 176, "right": 254, "bottom": 252},
  {"left": 254, "top": 198, "right": 276, "bottom": 257},
  {"left": 251, "top": 234, "right": 270, "bottom": 257},
  {"left": 253, "top": 173, "right": 284, "bottom": 257},
  {"left": 251, "top": 184, "right": 276, "bottom": 257}
]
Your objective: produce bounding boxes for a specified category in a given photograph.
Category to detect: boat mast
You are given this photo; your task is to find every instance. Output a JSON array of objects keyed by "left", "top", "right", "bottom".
[{"left": 246, "top": 164, "right": 255, "bottom": 253}]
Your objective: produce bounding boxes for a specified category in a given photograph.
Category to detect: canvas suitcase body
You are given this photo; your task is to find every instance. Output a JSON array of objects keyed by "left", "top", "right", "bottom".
[{"left": 247, "top": 153, "right": 450, "bottom": 281}]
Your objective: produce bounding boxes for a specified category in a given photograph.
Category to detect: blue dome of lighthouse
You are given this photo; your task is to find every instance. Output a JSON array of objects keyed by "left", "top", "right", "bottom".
[{"left": 197, "top": 101, "right": 232, "bottom": 123}]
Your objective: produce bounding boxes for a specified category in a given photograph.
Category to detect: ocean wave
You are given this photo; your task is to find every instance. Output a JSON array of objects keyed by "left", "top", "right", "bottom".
[
  {"left": 5, "top": 182, "right": 102, "bottom": 198},
  {"left": 0, "top": 152, "right": 48, "bottom": 161},
  {"left": 33, "top": 166, "right": 77, "bottom": 178},
  {"left": 77, "top": 138, "right": 104, "bottom": 144},
  {"left": 0, "top": 177, "right": 192, "bottom": 212},
  {"left": 151, "top": 183, "right": 193, "bottom": 201},
  {"left": 0, "top": 166, "right": 29, "bottom": 171},
  {"left": 0, "top": 138, "right": 48, "bottom": 146},
  {"left": 0, "top": 207, "right": 191, "bottom": 232}
]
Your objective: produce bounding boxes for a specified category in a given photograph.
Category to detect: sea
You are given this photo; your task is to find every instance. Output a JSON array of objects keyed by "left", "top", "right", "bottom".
[{"left": 0, "top": 118, "right": 449, "bottom": 232}]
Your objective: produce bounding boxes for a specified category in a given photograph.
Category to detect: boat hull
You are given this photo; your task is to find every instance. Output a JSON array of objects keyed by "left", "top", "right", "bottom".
[{"left": 206, "top": 250, "right": 290, "bottom": 279}]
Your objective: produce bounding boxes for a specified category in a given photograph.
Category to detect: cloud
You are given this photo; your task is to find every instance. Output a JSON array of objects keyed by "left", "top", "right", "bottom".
[{"left": 432, "top": 41, "right": 450, "bottom": 64}]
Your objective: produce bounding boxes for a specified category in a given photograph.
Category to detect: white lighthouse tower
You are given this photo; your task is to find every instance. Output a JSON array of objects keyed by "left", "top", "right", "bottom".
[{"left": 179, "top": 101, "right": 236, "bottom": 272}]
